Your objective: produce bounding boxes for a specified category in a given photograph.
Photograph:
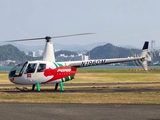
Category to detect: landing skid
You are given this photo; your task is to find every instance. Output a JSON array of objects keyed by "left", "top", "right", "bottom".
[
  {"left": 55, "top": 83, "right": 59, "bottom": 90},
  {"left": 32, "top": 84, "right": 35, "bottom": 90},
  {"left": 31, "top": 83, "right": 59, "bottom": 91}
]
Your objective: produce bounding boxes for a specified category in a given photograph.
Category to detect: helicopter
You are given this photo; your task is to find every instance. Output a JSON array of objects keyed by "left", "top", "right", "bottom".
[{"left": 7, "top": 33, "right": 149, "bottom": 92}]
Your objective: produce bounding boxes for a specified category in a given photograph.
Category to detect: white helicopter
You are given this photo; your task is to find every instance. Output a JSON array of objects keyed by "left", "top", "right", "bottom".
[{"left": 7, "top": 33, "right": 149, "bottom": 92}]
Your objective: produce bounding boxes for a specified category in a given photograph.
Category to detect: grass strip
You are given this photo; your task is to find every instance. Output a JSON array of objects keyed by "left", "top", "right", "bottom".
[
  {"left": 0, "top": 92, "right": 160, "bottom": 104},
  {"left": 0, "top": 69, "right": 160, "bottom": 104}
]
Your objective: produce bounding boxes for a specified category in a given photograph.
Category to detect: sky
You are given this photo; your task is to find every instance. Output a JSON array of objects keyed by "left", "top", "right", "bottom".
[{"left": 0, "top": 0, "right": 160, "bottom": 48}]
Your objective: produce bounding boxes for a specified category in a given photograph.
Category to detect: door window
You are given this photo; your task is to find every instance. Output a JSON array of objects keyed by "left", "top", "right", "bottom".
[
  {"left": 25, "top": 63, "right": 37, "bottom": 73},
  {"left": 37, "top": 64, "right": 46, "bottom": 72}
]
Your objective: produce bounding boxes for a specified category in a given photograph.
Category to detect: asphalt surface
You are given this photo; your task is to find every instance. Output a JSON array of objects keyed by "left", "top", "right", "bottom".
[
  {"left": 0, "top": 103, "right": 160, "bottom": 120},
  {"left": 0, "top": 83, "right": 160, "bottom": 120},
  {"left": 1, "top": 82, "right": 160, "bottom": 93}
]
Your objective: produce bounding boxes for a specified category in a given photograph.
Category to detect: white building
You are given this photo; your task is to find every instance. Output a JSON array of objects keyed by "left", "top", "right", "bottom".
[
  {"left": 28, "top": 51, "right": 36, "bottom": 57},
  {"left": 36, "top": 50, "right": 43, "bottom": 57},
  {"left": 56, "top": 54, "right": 89, "bottom": 62}
]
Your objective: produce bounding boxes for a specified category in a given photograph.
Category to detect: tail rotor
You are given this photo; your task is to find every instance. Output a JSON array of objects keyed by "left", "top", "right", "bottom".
[{"left": 128, "top": 41, "right": 149, "bottom": 71}]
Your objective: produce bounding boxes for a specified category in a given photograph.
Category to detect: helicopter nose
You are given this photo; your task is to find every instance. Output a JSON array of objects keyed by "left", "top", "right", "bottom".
[{"left": 9, "top": 77, "right": 14, "bottom": 82}]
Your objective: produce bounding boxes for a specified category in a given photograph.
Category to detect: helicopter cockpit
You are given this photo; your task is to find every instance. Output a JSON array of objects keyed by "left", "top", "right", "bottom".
[
  {"left": 9, "top": 61, "right": 47, "bottom": 78},
  {"left": 9, "top": 62, "right": 28, "bottom": 77}
]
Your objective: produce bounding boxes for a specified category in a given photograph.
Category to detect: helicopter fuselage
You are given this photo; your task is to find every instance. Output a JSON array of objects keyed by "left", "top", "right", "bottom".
[{"left": 8, "top": 60, "right": 77, "bottom": 85}]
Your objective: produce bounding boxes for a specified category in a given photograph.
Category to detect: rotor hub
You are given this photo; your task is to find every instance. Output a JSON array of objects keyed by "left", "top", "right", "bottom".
[{"left": 45, "top": 36, "right": 51, "bottom": 42}]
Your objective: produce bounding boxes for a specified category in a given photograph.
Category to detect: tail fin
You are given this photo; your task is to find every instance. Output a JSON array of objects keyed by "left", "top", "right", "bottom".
[{"left": 140, "top": 41, "right": 149, "bottom": 71}]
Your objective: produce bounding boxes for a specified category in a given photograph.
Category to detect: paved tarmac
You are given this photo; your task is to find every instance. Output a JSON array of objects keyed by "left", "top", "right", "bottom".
[
  {"left": 1, "top": 82, "right": 160, "bottom": 93},
  {"left": 0, "top": 83, "right": 160, "bottom": 120},
  {"left": 0, "top": 103, "right": 160, "bottom": 120}
]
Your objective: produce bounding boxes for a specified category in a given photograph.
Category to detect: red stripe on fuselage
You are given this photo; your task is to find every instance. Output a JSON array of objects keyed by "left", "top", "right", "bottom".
[{"left": 42, "top": 66, "right": 77, "bottom": 84}]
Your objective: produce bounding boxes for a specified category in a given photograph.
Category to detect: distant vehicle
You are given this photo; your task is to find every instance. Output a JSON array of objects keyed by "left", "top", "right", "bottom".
[{"left": 7, "top": 33, "right": 149, "bottom": 91}]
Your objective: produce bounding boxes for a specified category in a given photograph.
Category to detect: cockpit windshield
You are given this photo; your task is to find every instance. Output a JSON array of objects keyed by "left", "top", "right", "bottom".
[
  {"left": 9, "top": 62, "right": 28, "bottom": 77},
  {"left": 9, "top": 61, "right": 46, "bottom": 78}
]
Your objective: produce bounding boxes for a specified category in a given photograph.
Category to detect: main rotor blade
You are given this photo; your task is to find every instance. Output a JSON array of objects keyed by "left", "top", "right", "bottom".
[
  {"left": 6, "top": 37, "right": 45, "bottom": 42},
  {"left": 50, "top": 33, "right": 96, "bottom": 39},
  {"left": 6, "top": 32, "right": 96, "bottom": 42}
]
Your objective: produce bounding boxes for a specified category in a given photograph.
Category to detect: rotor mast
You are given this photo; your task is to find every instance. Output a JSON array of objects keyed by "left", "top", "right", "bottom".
[{"left": 43, "top": 36, "right": 55, "bottom": 62}]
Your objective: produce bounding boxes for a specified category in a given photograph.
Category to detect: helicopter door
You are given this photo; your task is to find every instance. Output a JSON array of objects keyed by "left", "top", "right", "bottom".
[
  {"left": 33, "top": 63, "right": 47, "bottom": 80},
  {"left": 37, "top": 63, "right": 46, "bottom": 72},
  {"left": 25, "top": 63, "right": 37, "bottom": 81}
]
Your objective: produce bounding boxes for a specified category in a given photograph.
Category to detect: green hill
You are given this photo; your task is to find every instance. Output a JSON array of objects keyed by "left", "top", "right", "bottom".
[
  {"left": 0, "top": 44, "right": 33, "bottom": 62},
  {"left": 0, "top": 44, "right": 142, "bottom": 62},
  {"left": 86, "top": 43, "right": 141, "bottom": 59}
]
